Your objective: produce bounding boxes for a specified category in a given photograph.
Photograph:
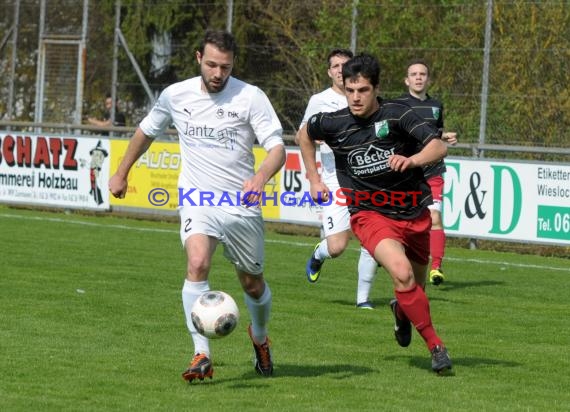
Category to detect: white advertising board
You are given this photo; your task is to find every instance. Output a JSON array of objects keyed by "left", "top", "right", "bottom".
[
  {"left": 443, "top": 158, "right": 569, "bottom": 245},
  {"left": 0, "top": 133, "right": 110, "bottom": 210},
  {"left": 2, "top": 135, "right": 568, "bottom": 246}
]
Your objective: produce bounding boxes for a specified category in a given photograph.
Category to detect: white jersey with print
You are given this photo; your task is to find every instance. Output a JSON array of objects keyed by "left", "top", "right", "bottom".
[
  {"left": 299, "top": 87, "right": 348, "bottom": 185},
  {"left": 139, "top": 76, "right": 283, "bottom": 216}
]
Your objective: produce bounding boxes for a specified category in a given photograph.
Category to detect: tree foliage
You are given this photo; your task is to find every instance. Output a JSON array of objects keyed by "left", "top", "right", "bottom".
[{"left": 2, "top": 0, "right": 570, "bottom": 149}]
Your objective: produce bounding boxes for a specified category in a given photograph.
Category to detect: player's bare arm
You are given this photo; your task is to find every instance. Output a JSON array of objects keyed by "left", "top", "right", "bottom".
[
  {"left": 87, "top": 117, "right": 112, "bottom": 128},
  {"left": 294, "top": 128, "right": 302, "bottom": 145},
  {"left": 295, "top": 127, "right": 324, "bottom": 146},
  {"left": 242, "top": 144, "right": 285, "bottom": 205},
  {"left": 108, "top": 128, "right": 154, "bottom": 198},
  {"left": 297, "top": 124, "right": 331, "bottom": 202},
  {"left": 297, "top": 124, "right": 319, "bottom": 183},
  {"left": 389, "top": 138, "right": 447, "bottom": 172}
]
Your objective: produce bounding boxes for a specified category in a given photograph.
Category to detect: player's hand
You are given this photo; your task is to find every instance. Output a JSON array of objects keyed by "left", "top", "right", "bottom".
[
  {"left": 108, "top": 174, "right": 128, "bottom": 199},
  {"left": 242, "top": 175, "right": 265, "bottom": 208},
  {"left": 309, "top": 180, "right": 331, "bottom": 204},
  {"left": 388, "top": 155, "right": 415, "bottom": 172},
  {"left": 442, "top": 132, "right": 458, "bottom": 145}
]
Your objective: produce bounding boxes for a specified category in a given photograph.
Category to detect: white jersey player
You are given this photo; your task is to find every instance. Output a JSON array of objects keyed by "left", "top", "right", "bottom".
[
  {"left": 109, "top": 30, "right": 285, "bottom": 382},
  {"left": 140, "top": 75, "right": 282, "bottom": 218},
  {"left": 295, "top": 49, "right": 378, "bottom": 308}
]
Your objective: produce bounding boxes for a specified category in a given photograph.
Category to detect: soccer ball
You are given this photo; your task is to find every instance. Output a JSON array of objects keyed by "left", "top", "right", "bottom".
[{"left": 191, "top": 291, "right": 240, "bottom": 339}]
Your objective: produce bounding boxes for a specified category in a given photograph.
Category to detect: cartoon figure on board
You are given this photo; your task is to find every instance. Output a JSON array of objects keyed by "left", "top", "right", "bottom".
[{"left": 89, "top": 140, "right": 108, "bottom": 205}]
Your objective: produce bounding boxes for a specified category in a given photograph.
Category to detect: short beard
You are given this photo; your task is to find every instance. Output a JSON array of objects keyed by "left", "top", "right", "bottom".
[{"left": 202, "top": 74, "right": 229, "bottom": 93}]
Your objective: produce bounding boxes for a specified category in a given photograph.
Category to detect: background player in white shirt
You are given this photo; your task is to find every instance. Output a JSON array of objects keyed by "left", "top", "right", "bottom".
[
  {"left": 295, "top": 49, "right": 378, "bottom": 309},
  {"left": 108, "top": 30, "right": 285, "bottom": 382}
]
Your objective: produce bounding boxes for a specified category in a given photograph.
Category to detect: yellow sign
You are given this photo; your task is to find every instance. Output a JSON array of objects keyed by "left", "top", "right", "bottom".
[
  {"left": 110, "top": 140, "right": 180, "bottom": 210},
  {"left": 253, "top": 146, "right": 280, "bottom": 221}
]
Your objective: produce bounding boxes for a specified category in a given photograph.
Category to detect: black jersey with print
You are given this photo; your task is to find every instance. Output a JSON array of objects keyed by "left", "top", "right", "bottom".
[
  {"left": 306, "top": 98, "right": 442, "bottom": 220},
  {"left": 395, "top": 93, "right": 446, "bottom": 179}
]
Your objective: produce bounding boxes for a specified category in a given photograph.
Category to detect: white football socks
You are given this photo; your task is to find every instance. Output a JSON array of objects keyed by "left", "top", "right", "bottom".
[
  {"left": 313, "top": 239, "right": 332, "bottom": 261},
  {"left": 356, "top": 247, "right": 378, "bottom": 304},
  {"left": 244, "top": 283, "right": 272, "bottom": 344},
  {"left": 181, "top": 279, "right": 210, "bottom": 356}
]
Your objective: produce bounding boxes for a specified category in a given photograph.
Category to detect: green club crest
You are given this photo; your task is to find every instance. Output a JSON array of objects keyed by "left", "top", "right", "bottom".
[
  {"left": 432, "top": 107, "right": 441, "bottom": 120},
  {"left": 374, "top": 120, "right": 389, "bottom": 138}
]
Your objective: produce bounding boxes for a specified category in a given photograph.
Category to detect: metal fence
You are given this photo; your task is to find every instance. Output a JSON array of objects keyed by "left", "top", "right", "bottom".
[{"left": 1, "top": 0, "right": 570, "bottom": 153}]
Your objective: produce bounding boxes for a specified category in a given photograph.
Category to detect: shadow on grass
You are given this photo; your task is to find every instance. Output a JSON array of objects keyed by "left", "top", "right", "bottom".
[
  {"left": 233, "top": 363, "right": 375, "bottom": 386},
  {"left": 330, "top": 298, "right": 390, "bottom": 309},
  {"left": 269, "top": 363, "right": 374, "bottom": 378},
  {"left": 183, "top": 363, "right": 376, "bottom": 388},
  {"left": 429, "top": 279, "right": 506, "bottom": 292},
  {"left": 384, "top": 353, "right": 522, "bottom": 374},
  {"left": 183, "top": 355, "right": 522, "bottom": 387}
]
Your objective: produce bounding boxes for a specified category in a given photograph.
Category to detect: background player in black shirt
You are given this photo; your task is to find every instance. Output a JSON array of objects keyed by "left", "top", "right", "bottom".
[
  {"left": 297, "top": 53, "right": 452, "bottom": 374},
  {"left": 396, "top": 59, "right": 457, "bottom": 286}
]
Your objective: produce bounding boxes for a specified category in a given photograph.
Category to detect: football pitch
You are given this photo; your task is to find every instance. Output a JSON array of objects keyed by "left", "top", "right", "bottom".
[{"left": 1, "top": 205, "right": 569, "bottom": 411}]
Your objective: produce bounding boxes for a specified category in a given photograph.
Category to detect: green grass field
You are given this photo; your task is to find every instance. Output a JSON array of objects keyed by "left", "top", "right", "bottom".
[{"left": 1, "top": 205, "right": 569, "bottom": 411}]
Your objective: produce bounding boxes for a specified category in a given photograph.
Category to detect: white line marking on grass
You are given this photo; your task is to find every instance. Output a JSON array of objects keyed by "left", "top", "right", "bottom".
[
  {"left": 2, "top": 212, "right": 569, "bottom": 272},
  {"left": 264, "top": 238, "right": 570, "bottom": 273},
  {"left": 0, "top": 213, "right": 174, "bottom": 233}
]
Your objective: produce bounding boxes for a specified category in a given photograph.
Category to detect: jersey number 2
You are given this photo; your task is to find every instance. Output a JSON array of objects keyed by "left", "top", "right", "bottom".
[{"left": 184, "top": 218, "right": 192, "bottom": 233}]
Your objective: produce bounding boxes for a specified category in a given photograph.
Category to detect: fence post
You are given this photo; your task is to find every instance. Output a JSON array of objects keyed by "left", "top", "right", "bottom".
[
  {"left": 478, "top": 0, "right": 493, "bottom": 159},
  {"left": 351, "top": 0, "right": 358, "bottom": 54},
  {"left": 7, "top": 0, "right": 20, "bottom": 123}
]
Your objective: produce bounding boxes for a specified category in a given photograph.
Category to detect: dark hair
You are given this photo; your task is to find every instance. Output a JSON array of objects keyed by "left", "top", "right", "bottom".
[
  {"left": 198, "top": 29, "right": 238, "bottom": 57},
  {"left": 406, "top": 58, "right": 430, "bottom": 76},
  {"left": 342, "top": 53, "right": 380, "bottom": 88},
  {"left": 327, "top": 48, "right": 354, "bottom": 68},
  {"left": 104, "top": 93, "right": 119, "bottom": 105}
]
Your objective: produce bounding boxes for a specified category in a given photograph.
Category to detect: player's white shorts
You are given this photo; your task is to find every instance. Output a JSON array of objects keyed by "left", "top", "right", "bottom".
[
  {"left": 179, "top": 206, "right": 264, "bottom": 275},
  {"left": 321, "top": 169, "right": 351, "bottom": 237}
]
